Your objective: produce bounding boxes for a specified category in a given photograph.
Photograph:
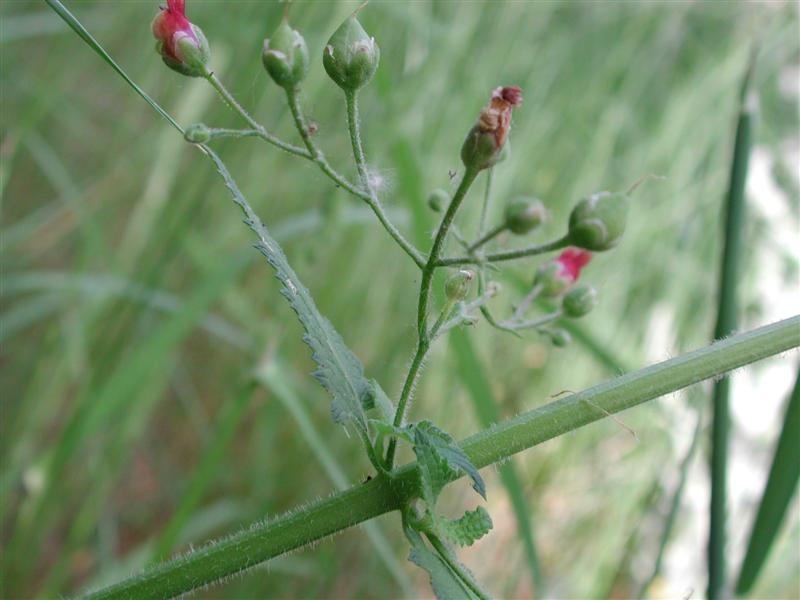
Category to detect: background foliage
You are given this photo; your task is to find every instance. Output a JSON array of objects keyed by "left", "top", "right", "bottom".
[{"left": 2, "top": 1, "right": 798, "bottom": 598}]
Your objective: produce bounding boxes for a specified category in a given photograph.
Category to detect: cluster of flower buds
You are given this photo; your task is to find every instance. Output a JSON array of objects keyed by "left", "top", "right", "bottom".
[
  {"left": 152, "top": 2, "right": 381, "bottom": 98},
  {"left": 504, "top": 196, "right": 548, "bottom": 235},
  {"left": 461, "top": 86, "right": 522, "bottom": 172},
  {"left": 152, "top": 0, "right": 210, "bottom": 77}
]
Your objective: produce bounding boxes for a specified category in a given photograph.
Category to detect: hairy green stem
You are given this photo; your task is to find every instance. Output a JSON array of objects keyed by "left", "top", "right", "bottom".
[
  {"left": 385, "top": 168, "right": 480, "bottom": 467},
  {"left": 344, "top": 91, "right": 426, "bottom": 268},
  {"left": 417, "top": 168, "right": 479, "bottom": 337},
  {"left": 86, "top": 316, "right": 799, "bottom": 600},
  {"left": 204, "top": 72, "right": 310, "bottom": 157},
  {"left": 437, "top": 235, "right": 570, "bottom": 266}
]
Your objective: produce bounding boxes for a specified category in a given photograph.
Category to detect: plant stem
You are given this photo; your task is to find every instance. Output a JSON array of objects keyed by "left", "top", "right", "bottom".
[
  {"left": 417, "top": 168, "right": 480, "bottom": 337},
  {"left": 344, "top": 91, "right": 426, "bottom": 268},
  {"left": 468, "top": 223, "right": 506, "bottom": 253},
  {"left": 85, "top": 315, "right": 800, "bottom": 600},
  {"left": 385, "top": 338, "right": 429, "bottom": 466},
  {"left": 437, "top": 235, "right": 570, "bottom": 267},
  {"left": 708, "top": 52, "right": 755, "bottom": 600},
  {"left": 385, "top": 168, "right": 480, "bottom": 467},
  {"left": 511, "top": 284, "right": 543, "bottom": 321},
  {"left": 502, "top": 310, "right": 561, "bottom": 332},
  {"left": 204, "top": 72, "right": 310, "bottom": 157}
]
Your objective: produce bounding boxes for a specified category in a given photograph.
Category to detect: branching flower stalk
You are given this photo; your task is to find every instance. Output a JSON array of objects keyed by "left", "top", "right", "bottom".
[{"left": 43, "top": 1, "right": 787, "bottom": 599}]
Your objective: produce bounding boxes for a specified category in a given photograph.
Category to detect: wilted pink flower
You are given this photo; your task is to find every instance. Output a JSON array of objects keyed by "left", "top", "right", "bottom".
[
  {"left": 478, "top": 86, "right": 523, "bottom": 151},
  {"left": 461, "top": 85, "right": 523, "bottom": 170},
  {"left": 152, "top": 0, "right": 210, "bottom": 77},
  {"left": 554, "top": 248, "right": 592, "bottom": 283}
]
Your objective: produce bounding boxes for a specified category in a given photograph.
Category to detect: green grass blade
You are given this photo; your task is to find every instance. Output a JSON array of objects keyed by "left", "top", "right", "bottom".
[
  {"left": 449, "top": 328, "right": 544, "bottom": 594},
  {"left": 43, "top": 0, "right": 182, "bottom": 134},
  {"left": 708, "top": 51, "right": 756, "bottom": 600},
  {"left": 735, "top": 366, "right": 800, "bottom": 595}
]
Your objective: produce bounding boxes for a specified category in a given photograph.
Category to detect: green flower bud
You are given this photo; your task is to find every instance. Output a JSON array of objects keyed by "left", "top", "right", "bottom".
[
  {"left": 427, "top": 189, "right": 449, "bottom": 213},
  {"left": 568, "top": 191, "right": 629, "bottom": 251},
  {"left": 184, "top": 123, "right": 211, "bottom": 144},
  {"left": 562, "top": 284, "right": 598, "bottom": 318},
  {"left": 262, "top": 19, "right": 309, "bottom": 91},
  {"left": 445, "top": 269, "right": 474, "bottom": 302},
  {"left": 504, "top": 197, "right": 548, "bottom": 234},
  {"left": 546, "top": 328, "right": 572, "bottom": 347},
  {"left": 322, "top": 13, "right": 380, "bottom": 92}
]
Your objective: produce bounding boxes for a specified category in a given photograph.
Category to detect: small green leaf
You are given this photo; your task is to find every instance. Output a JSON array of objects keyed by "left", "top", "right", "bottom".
[
  {"left": 404, "top": 523, "right": 481, "bottom": 600},
  {"left": 439, "top": 507, "right": 493, "bottom": 547},
  {"left": 413, "top": 420, "right": 486, "bottom": 505}
]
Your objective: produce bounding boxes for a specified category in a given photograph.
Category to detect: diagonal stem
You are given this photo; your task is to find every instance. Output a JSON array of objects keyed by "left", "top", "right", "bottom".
[
  {"left": 385, "top": 168, "right": 480, "bottom": 468},
  {"left": 344, "top": 91, "right": 426, "bottom": 268}
]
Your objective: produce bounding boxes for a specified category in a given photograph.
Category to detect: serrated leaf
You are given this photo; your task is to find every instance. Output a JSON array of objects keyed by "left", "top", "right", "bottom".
[
  {"left": 438, "top": 507, "right": 493, "bottom": 547},
  {"left": 206, "top": 149, "right": 370, "bottom": 430},
  {"left": 404, "top": 523, "right": 481, "bottom": 600},
  {"left": 413, "top": 421, "right": 486, "bottom": 506}
]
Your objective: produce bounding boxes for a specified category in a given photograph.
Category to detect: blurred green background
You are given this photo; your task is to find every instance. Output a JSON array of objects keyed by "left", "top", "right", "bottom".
[{"left": 2, "top": 1, "right": 798, "bottom": 598}]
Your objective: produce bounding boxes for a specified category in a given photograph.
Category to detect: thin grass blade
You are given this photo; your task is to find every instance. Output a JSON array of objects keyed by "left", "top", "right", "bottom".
[
  {"left": 708, "top": 50, "right": 757, "bottom": 599},
  {"left": 735, "top": 366, "right": 800, "bottom": 595}
]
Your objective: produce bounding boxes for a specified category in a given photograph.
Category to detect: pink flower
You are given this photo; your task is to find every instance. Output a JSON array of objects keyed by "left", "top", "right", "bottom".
[
  {"left": 554, "top": 248, "right": 592, "bottom": 283},
  {"left": 152, "top": 0, "right": 210, "bottom": 77}
]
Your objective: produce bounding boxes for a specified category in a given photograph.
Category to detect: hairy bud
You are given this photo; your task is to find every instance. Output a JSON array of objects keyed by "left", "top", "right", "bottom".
[
  {"left": 562, "top": 284, "right": 598, "bottom": 318},
  {"left": 152, "top": 0, "right": 210, "bottom": 78},
  {"left": 568, "top": 191, "right": 629, "bottom": 251},
  {"left": 461, "top": 86, "right": 522, "bottom": 172},
  {"left": 533, "top": 248, "right": 592, "bottom": 297},
  {"left": 323, "top": 12, "right": 380, "bottom": 92},
  {"left": 504, "top": 197, "right": 547, "bottom": 234},
  {"left": 262, "top": 19, "right": 309, "bottom": 90},
  {"left": 445, "top": 270, "right": 474, "bottom": 302},
  {"left": 427, "top": 189, "right": 449, "bottom": 213}
]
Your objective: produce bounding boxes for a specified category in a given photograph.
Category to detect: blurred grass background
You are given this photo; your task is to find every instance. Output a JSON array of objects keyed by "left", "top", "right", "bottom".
[{"left": 1, "top": 1, "right": 799, "bottom": 598}]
